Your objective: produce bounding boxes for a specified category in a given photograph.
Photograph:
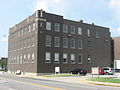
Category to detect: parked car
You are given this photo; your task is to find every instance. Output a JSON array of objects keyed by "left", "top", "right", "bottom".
[
  {"left": 70, "top": 68, "right": 87, "bottom": 75},
  {"left": 90, "top": 68, "right": 106, "bottom": 75},
  {"left": 102, "top": 67, "right": 115, "bottom": 75}
]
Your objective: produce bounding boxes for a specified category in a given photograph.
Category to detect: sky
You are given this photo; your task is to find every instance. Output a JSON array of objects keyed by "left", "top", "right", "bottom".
[{"left": 0, "top": 0, "right": 120, "bottom": 58}]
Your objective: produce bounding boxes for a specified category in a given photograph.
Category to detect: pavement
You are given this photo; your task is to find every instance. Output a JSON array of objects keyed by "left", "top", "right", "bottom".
[{"left": 1, "top": 71, "right": 120, "bottom": 87}]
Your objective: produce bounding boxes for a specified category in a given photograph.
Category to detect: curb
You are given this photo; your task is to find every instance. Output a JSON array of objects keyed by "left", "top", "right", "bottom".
[{"left": 86, "top": 81, "right": 120, "bottom": 87}]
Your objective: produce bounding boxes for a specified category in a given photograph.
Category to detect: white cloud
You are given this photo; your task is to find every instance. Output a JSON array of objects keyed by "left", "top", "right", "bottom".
[
  {"left": 0, "top": 34, "right": 8, "bottom": 42},
  {"left": 34, "top": 1, "right": 49, "bottom": 12},
  {"left": 117, "top": 27, "right": 120, "bottom": 32},
  {"left": 110, "top": 0, "right": 120, "bottom": 7}
]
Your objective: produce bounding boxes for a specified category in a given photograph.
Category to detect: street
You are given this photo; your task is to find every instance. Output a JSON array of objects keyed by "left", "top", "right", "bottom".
[{"left": 0, "top": 74, "right": 120, "bottom": 90}]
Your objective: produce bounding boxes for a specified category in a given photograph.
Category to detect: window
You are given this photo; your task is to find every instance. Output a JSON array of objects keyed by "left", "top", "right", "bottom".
[
  {"left": 63, "top": 53, "right": 67, "bottom": 64},
  {"left": 54, "top": 37, "right": 60, "bottom": 47},
  {"left": 78, "top": 54, "right": 82, "bottom": 64},
  {"left": 20, "top": 40, "right": 23, "bottom": 49},
  {"left": 54, "top": 53, "right": 59, "bottom": 63},
  {"left": 63, "top": 38, "right": 68, "bottom": 48},
  {"left": 24, "top": 39, "right": 26, "bottom": 48},
  {"left": 63, "top": 24, "right": 68, "bottom": 33},
  {"left": 87, "top": 29, "right": 91, "bottom": 36},
  {"left": 17, "top": 55, "right": 19, "bottom": 64},
  {"left": 46, "top": 35, "right": 51, "bottom": 46},
  {"left": 23, "top": 54, "right": 26, "bottom": 63},
  {"left": 55, "top": 23, "right": 60, "bottom": 32},
  {"left": 71, "top": 54, "right": 75, "bottom": 64},
  {"left": 20, "top": 29, "right": 23, "bottom": 36},
  {"left": 70, "top": 26, "right": 75, "bottom": 34},
  {"left": 20, "top": 54, "right": 22, "bottom": 64},
  {"left": 31, "top": 53, "right": 35, "bottom": 63},
  {"left": 33, "top": 23, "right": 36, "bottom": 30},
  {"left": 45, "top": 52, "right": 51, "bottom": 63},
  {"left": 88, "top": 55, "right": 92, "bottom": 63},
  {"left": 96, "top": 30, "right": 100, "bottom": 38},
  {"left": 70, "top": 39, "right": 75, "bottom": 48},
  {"left": 88, "top": 41, "right": 92, "bottom": 47},
  {"left": 27, "top": 54, "right": 30, "bottom": 63},
  {"left": 32, "top": 36, "right": 35, "bottom": 46},
  {"left": 28, "top": 24, "right": 31, "bottom": 32},
  {"left": 18, "top": 30, "right": 20, "bottom": 37},
  {"left": 78, "top": 27, "right": 82, "bottom": 35},
  {"left": 78, "top": 39, "right": 82, "bottom": 49},
  {"left": 28, "top": 38, "right": 31, "bottom": 48},
  {"left": 46, "top": 22, "right": 51, "bottom": 30}
]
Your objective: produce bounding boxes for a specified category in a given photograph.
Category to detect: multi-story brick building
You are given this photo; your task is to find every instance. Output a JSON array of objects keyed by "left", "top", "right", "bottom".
[{"left": 8, "top": 10, "right": 111, "bottom": 75}]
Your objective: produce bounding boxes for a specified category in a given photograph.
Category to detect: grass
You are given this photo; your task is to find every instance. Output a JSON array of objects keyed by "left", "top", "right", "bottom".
[
  {"left": 43, "top": 74, "right": 79, "bottom": 77},
  {"left": 87, "top": 78, "right": 120, "bottom": 83}
]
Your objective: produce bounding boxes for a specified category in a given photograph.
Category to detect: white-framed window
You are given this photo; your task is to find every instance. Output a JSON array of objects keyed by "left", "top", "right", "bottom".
[
  {"left": 20, "top": 54, "right": 22, "bottom": 64},
  {"left": 87, "top": 29, "right": 91, "bottom": 36},
  {"left": 55, "top": 23, "right": 60, "bottom": 32},
  {"left": 96, "top": 30, "right": 100, "bottom": 38},
  {"left": 28, "top": 38, "right": 31, "bottom": 48},
  {"left": 63, "top": 53, "right": 67, "bottom": 64},
  {"left": 31, "top": 53, "right": 35, "bottom": 63},
  {"left": 70, "top": 26, "right": 75, "bottom": 34},
  {"left": 45, "top": 52, "right": 51, "bottom": 63},
  {"left": 70, "top": 39, "right": 75, "bottom": 49},
  {"left": 46, "top": 22, "right": 51, "bottom": 30},
  {"left": 17, "top": 55, "right": 19, "bottom": 64},
  {"left": 78, "top": 54, "right": 82, "bottom": 64},
  {"left": 63, "top": 38, "right": 68, "bottom": 48},
  {"left": 32, "top": 36, "right": 35, "bottom": 46},
  {"left": 63, "top": 24, "right": 68, "bottom": 33},
  {"left": 54, "top": 53, "right": 59, "bottom": 63},
  {"left": 33, "top": 22, "right": 36, "bottom": 30},
  {"left": 20, "top": 40, "right": 23, "bottom": 49},
  {"left": 88, "top": 55, "right": 92, "bottom": 63},
  {"left": 24, "top": 39, "right": 26, "bottom": 48},
  {"left": 46, "top": 35, "right": 51, "bottom": 47},
  {"left": 20, "top": 29, "right": 23, "bottom": 36},
  {"left": 78, "top": 39, "right": 82, "bottom": 49},
  {"left": 23, "top": 54, "right": 26, "bottom": 63},
  {"left": 78, "top": 27, "right": 82, "bottom": 35},
  {"left": 28, "top": 24, "right": 31, "bottom": 32},
  {"left": 54, "top": 37, "right": 60, "bottom": 47},
  {"left": 27, "top": 54, "right": 30, "bottom": 63},
  {"left": 71, "top": 54, "right": 75, "bottom": 64}
]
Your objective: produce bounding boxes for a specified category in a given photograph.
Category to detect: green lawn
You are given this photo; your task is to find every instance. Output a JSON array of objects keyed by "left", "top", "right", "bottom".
[{"left": 87, "top": 78, "right": 120, "bottom": 83}]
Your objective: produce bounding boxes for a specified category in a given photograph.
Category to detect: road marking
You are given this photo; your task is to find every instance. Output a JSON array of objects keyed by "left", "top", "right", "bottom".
[{"left": 1, "top": 77, "right": 65, "bottom": 90}]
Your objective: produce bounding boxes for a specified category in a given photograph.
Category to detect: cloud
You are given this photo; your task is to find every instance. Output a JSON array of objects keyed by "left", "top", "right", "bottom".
[
  {"left": 0, "top": 34, "right": 8, "bottom": 42},
  {"left": 109, "top": 0, "right": 120, "bottom": 20}
]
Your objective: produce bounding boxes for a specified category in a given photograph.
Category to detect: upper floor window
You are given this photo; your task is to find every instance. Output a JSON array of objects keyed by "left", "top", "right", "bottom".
[
  {"left": 78, "top": 27, "right": 82, "bottom": 35},
  {"left": 70, "top": 26, "right": 75, "bottom": 34},
  {"left": 63, "top": 24, "right": 68, "bottom": 33},
  {"left": 54, "top": 37, "right": 60, "bottom": 47},
  {"left": 70, "top": 39, "right": 75, "bottom": 49},
  {"left": 88, "top": 40, "right": 92, "bottom": 47},
  {"left": 78, "top": 54, "right": 82, "bottom": 64},
  {"left": 87, "top": 29, "right": 91, "bottom": 36},
  {"left": 28, "top": 24, "right": 31, "bottom": 32},
  {"left": 20, "top": 29, "right": 23, "bottom": 36},
  {"left": 33, "top": 23, "right": 36, "bottom": 30},
  {"left": 63, "top": 53, "right": 67, "bottom": 64},
  {"left": 78, "top": 39, "right": 82, "bottom": 49},
  {"left": 20, "top": 54, "right": 22, "bottom": 64},
  {"left": 46, "top": 35, "right": 51, "bottom": 47},
  {"left": 23, "top": 54, "right": 26, "bottom": 63},
  {"left": 96, "top": 30, "right": 100, "bottom": 38},
  {"left": 46, "top": 22, "right": 51, "bottom": 30},
  {"left": 55, "top": 23, "right": 60, "bottom": 32},
  {"left": 63, "top": 38, "right": 68, "bottom": 48},
  {"left": 54, "top": 53, "right": 59, "bottom": 63},
  {"left": 45, "top": 52, "right": 51, "bottom": 63}
]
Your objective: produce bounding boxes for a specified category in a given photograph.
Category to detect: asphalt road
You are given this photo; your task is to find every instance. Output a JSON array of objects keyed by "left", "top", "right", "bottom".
[{"left": 0, "top": 74, "right": 120, "bottom": 90}]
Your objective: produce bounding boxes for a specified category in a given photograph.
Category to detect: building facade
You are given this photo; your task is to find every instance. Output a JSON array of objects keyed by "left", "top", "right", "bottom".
[
  {"left": 112, "top": 37, "right": 120, "bottom": 69},
  {"left": 8, "top": 10, "right": 111, "bottom": 75}
]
